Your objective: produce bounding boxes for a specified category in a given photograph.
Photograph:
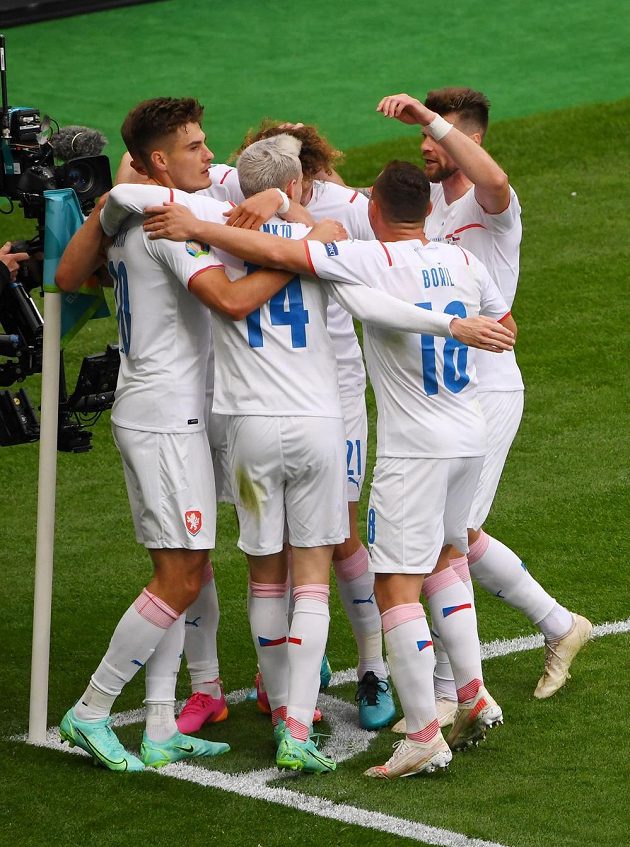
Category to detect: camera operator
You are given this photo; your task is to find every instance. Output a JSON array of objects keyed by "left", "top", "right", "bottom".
[{"left": 0, "top": 241, "right": 30, "bottom": 283}]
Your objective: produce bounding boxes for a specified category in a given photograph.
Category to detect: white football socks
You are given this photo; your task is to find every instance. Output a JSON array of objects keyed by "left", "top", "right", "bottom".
[
  {"left": 248, "top": 580, "right": 290, "bottom": 717},
  {"left": 423, "top": 567, "right": 483, "bottom": 703},
  {"left": 286, "top": 585, "right": 329, "bottom": 741},
  {"left": 334, "top": 545, "right": 386, "bottom": 680},
  {"left": 183, "top": 560, "right": 221, "bottom": 694},
  {"left": 145, "top": 613, "right": 185, "bottom": 742},
  {"left": 74, "top": 588, "right": 179, "bottom": 722},
  {"left": 382, "top": 603, "right": 439, "bottom": 739},
  {"left": 468, "top": 531, "right": 572, "bottom": 637}
]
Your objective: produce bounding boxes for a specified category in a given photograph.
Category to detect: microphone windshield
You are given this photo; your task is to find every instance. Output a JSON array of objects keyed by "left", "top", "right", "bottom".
[{"left": 50, "top": 125, "right": 108, "bottom": 161}]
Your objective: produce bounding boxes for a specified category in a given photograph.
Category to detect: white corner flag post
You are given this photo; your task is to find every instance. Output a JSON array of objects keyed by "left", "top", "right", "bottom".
[
  {"left": 27, "top": 288, "right": 61, "bottom": 743},
  {"left": 27, "top": 187, "right": 90, "bottom": 744}
]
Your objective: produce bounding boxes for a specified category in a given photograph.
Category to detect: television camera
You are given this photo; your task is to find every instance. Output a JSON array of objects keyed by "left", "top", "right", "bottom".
[{"left": 0, "top": 33, "right": 118, "bottom": 452}]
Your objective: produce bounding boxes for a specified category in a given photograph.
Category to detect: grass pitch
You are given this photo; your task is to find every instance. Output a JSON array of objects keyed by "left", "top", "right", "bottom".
[
  {"left": 1, "top": 97, "right": 629, "bottom": 847},
  {"left": 1, "top": 0, "right": 630, "bottom": 842}
]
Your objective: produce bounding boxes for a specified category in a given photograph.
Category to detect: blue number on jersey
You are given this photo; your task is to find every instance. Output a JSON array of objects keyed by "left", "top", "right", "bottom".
[
  {"left": 367, "top": 508, "right": 376, "bottom": 544},
  {"left": 346, "top": 438, "right": 363, "bottom": 489},
  {"left": 244, "top": 261, "right": 309, "bottom": 349},
  {"left": 415, "top": 300, "right": 470, "bottom": 395},
  {"left": 109, "top": 260, "right": 131, "bottom": 355}
]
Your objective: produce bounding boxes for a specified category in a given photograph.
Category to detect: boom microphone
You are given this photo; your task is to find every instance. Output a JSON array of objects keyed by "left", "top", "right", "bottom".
[{"left": 49, "top": 125, "right": 108, "bottom": 162}]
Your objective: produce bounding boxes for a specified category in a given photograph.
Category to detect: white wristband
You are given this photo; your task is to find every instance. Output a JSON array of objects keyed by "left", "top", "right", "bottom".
[
  {"left": 275, "top": 188, "right": 290, "bottom": 214},
  {"left": 426, "top": 114, "right": 453, "bottom": 141}
]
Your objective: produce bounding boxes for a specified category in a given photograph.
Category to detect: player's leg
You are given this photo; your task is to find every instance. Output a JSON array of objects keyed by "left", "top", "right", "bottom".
[
  {"left": 139, "top": 547, "right": 229, "bottom": 767},
  {"left": 363, "top": 457, "right": 451, "bottom": 778},
  {"left": 227, "top": 414, "right": 296, "bottom": 739},
  {"left": 467, "top": 391, "right": 591, "bottom": 697},
  {"left": 178, "top": 412, "right": 231, "bottom": 732},
  {"left": 275, "top": 417, "right": 346, "bottom": 773},
  {"left": 425, "top": 457, "right": 502, "bottom": 751},
  {"left": 247, "top": 550, "right": 290, "bottom": 730},
  {"left": 332, "top": 393, "right": 393, "bottom": 728}
]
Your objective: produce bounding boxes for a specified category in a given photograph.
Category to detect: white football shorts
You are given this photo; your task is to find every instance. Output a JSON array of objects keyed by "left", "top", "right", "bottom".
[
  {"left": 468, "top": 390, "right": 524, "bottom": 530},
  {"left": 367, "top": 455, "right": 484, "bottom": 574},
  {"left": 112, "top": 425, "right": 216, "bottom": 550},
  {"left": 341, "top": 391, "right": 368, "bottom": 503},
  {"left": 206, "top": 410, "right": 234, "bottom": 504},
  {"left": 226, "top": 415, "right": 349, "bottom": 556}
]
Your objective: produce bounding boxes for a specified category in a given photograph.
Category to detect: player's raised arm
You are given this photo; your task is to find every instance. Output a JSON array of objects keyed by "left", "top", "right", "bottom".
[{"left": 377, "top": 92, "right": 509, "bottom": 214}]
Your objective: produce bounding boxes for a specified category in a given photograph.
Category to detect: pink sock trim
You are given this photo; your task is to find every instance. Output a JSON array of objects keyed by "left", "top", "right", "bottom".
[
  {"left": 422, "top": 566, "right": 462, "bottom": 599},
  {"left": 272, "top": 705, "right": 287, "bottom": 727},
  {"left": 333, "top": 545, "right": 369, "bottom": 582},
  {"left": 457, "top": 678, "right": 482, "bottom": 703},
  {"left": 381, "top": 602, "right": 424, "bottom": 633},
  {"left": 450, "top": 556, "right": 471, "bottom": 583},
  {"left": 250, "top": 580, "right": 288, "bottom": 599},
  {"left": 467, "top": 530, "right": 490, "bottom": 565},
  {"left": 408, "top": 719, "right": 440, "bottom": 744},
  {"left": 293, "top": 583, "right": 329, "bottom": 604},
  {"left": 134, "top": 588, "right": 179, "bottom": 629},
  {"left": 201, "top": 560, "right": 214, "bottom": 585},
  {"left": 286, "top": 715, "right": 309, "bottom": 741}
]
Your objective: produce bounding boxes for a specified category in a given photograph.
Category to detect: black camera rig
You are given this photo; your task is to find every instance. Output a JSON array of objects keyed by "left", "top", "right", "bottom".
[{"left": 0, "top": 33, "right": 118, "bottom": 452}]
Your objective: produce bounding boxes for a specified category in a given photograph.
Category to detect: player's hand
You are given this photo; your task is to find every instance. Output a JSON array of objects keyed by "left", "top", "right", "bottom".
[
  {"left": 277, "top": 122, "right": 305, "bottom": 130},
  {"left": 305, "top": 219, "right": 348, "bottom": 243},
  {"left": 143, "top": 202, "right": 200, "bottom": 241},
  {"left": 376, "top": 93, "right": 432, "bottom": 126},
  {"left": 0, "top": 242, "right": 30, "bottom": 278},
  {"left": 450, "top": 316, "right": 515, "bottom": 352},
  {"left": 223, "top": 189, "right": 284, "bottom": 229}
]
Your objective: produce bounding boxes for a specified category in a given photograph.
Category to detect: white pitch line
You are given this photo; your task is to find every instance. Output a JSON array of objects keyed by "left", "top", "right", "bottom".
[
  {"left": 158, "top": 761, "right": 509, "bottom": 847},
  {"left": 16, "top": 616, "right": 630, "bottom": 847}
]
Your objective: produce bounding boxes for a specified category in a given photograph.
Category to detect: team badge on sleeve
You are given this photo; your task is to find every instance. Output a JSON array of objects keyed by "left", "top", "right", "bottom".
[
  {"left": 185, "top": 240, "right": 211, "bottom": 258},
  {"left": 325, "top": 242, "right": 339, "bottom": 257},
  {"left": 185, "top": 510, "right": 203, "bottom": 535}
]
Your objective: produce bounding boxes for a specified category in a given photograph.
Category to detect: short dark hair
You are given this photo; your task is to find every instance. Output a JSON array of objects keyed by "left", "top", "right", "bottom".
[
  {"left": 372, "top": 160, "right": 431, "bottom": 224},
  {"left": 424, "top": 87, "right": 490, "bottom": 135},
  {"left": 121, "top": 97, "right": 204, "bottom": 168}
]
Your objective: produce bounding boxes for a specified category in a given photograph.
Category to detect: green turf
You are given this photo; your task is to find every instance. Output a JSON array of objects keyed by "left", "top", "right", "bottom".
[
  {"left": 1, "top": 95, "right": 629, "bottom": 846},
  {"left": 2, "top": 0, "right": 630, "bottom": 164}
]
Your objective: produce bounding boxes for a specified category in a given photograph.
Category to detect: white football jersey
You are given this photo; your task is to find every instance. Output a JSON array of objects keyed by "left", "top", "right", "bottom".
[
  {"left": 306, "top": 181, "right": 373, "bottom": 398},
  {"left": 200, "top": 169, "right": 371, "bottom": 398},
  {"left": 103, "top": 193, "right": 225, "bottom": 433},
  {"left": 308, "top": 238, "right": 510, "bottom": 458},
  {"left": 203, "top": 163, "right": 240, "bottom": 203},
  {"left": 104, "top": 185, "right": 457, "bottom": 419},
  {"left": 426, "top": 183, "right": 523, "bottom": 393}
]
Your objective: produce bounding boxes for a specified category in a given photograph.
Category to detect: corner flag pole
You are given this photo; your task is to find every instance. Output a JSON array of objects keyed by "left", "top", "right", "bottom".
[{"left": 27, "top": 289, "right": 61, "bottom": 743}]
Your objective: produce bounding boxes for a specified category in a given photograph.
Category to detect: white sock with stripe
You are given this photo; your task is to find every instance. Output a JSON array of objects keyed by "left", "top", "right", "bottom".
[
  {"left": 433, "top": 556, "right": 474, "bottom": 702},
  {"left": 74, "top": 588, "right": 179, "bottom": 721},
  {"left": 334, "top": 545, "right": 386, "bottom": 680},
  {"left": 286, "top": 584, "right": 329, "bottom": 741},
  {"left": 249, "top": 579, "right": 290, "bottom": 720},
  {"left": 468, "top": 531, "right": 573, "bottom": 640},
  {"left": 145, "top": 613, "right": 186, "bottom": 742},
  {"left": 381, "top": 603, "right": 439, "bottom": 739},
  {"left": 183, "top": 560, "right": 222, "bottom": 696},
  {"left": 423, "top": 567, "right": 483, "bottom": 703}
]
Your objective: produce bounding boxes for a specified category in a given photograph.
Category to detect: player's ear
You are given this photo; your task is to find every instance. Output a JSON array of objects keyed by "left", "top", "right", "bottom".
[
  {"left": 149, "top": 148, "right": 168, "bottom": 174},
  {"left": 286, "top": 178, "right": 299, "bottom": 201},
  {"left": 471, "top": 131, "right": 482, "bottom": 146}
]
